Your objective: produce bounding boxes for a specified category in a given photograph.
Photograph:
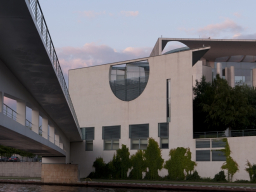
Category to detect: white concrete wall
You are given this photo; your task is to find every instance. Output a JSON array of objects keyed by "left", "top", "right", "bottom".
[
  {"left": 69, "top": 51, "right": 195, "bottom": 178},
  {"left": 192, "top": 60, "right": 212, "bottom": 87}
]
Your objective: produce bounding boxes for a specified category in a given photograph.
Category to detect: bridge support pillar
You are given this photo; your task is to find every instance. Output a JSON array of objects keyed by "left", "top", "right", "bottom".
[
  {"left": 42, "top": 117, "right": 48, "bottom": 139},
  {"left": 0, "top": 92, "right": 3, "bottom": 112},
  {"left": 17, "top": 100, "right": 26, "bottom": 126},
  {"left": 49, "top": 125, "right": 55, "bottom": 143},
  {"left": 32, "top": 108, "right": 39, "bottom": 133}
]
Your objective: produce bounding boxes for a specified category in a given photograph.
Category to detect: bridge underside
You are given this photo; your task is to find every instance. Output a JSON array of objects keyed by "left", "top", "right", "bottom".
[{"left": 0, "top": 113, "right": 65, "bottom": 156}]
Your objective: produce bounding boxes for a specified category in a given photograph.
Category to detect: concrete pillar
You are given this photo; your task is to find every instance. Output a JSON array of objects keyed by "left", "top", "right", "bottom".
[
  {"left": 49, "top": 125, "right": 54, "bottom": 143},
  {"left": 32, "top": 108, "right": 39, "bottom": 133},
  {"left": 42, "top": 117, "right": 48, "bottom": 139},
  {"left": 216, "top": 62, "right": 222, "bottom": 78},
  {"left": 17, "top": 100, "right": 26, "bottom": 126},
  {"left": 225, "top": 67, "right": 229, "bottom": 83},
  {"left": 55, "top": 133, "right": 59, "bottom": 147},
  {"left": 230, "top": 66, "right": 235, "bottom": 88},
  {"left": 0, "top": 92, "right": 3, "bottom": 113},
  {"left": 252, "top": 69, "right": 256, "bottom": 87}
]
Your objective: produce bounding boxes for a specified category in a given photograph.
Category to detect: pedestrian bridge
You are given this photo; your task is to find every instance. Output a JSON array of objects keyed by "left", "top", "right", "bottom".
[{"left": 0, "top": 0, "right": 82, "bottom": 160}]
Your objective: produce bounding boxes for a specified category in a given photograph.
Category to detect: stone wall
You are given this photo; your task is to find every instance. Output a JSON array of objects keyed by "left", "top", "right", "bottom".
[
  {"left": 0, "top": 162, "right": 41, "bottom": 177},
  {"left": 41, "top": 164, "right": 79, "bottom": 183}
]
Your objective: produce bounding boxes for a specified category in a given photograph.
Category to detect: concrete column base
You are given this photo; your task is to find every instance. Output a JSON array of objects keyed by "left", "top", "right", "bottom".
[{"left": 41, "top": 164, "right": 79, "bottom": 183}]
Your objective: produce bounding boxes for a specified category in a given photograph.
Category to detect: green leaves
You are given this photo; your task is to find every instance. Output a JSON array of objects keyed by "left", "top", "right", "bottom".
[
  {"left": 144, "top": 138, "right": 164, "bottom": 180},
  {"left": 164, "top": 147, "right": 196, "bottom": 180},
  {"left": 129, "top": 150, "right": 146, "bottom": 179},
  {"left": 0, "top": 145, "right": 35, "bottom": 158},
  {"left": 194, "top": 75, "right": 256, "bottom": 132}
]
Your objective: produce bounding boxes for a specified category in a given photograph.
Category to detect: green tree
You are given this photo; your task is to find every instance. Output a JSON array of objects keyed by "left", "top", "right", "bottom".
[
  {"left": 93, "top": 157, "right": 107, "bottom": 178},
  {"left": 108, "top": 154, "right": 122, "bottom": 179},
  {"left": 220, "top": 138, "right": 239, "bottom": 182},
  {"left": 116, "top": 144, "right": 131, "bottom": 179},
  {"left": 164, "top": 147, "right": 197, "bottom": 180},
  {"left": 144, "top": 138, "right": 164, "bottom": 180},
  {"left": 129, "top": 150, "right": 146, "bottom": 179},
  {"left": 245, "top": 160, "right": 256, "bottom": 182}
]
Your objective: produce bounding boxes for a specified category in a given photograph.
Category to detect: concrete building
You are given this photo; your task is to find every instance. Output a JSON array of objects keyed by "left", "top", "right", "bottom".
[
  {"left": 69, "top": 38, "right": 256, "bottom": 181},
  {"left": 2, "top": 0, "right": 256, "bottom": 183}
]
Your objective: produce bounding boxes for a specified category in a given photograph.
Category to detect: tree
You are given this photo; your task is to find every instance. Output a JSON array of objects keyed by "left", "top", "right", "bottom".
[
  {"left": 116, "top": 144, "right": 131, "bottom": 179},
  {"left": 164, "top": 147, "right": 196, "bottom": 180},
  {"left": 144, "top": 138, "right": 164, "bottom": 180},
  {"left": 220, "top": 138, "right": 239, "bottom": 182},
  {"left": 129, "top": 150, "right": 146, "bottom": 179}
]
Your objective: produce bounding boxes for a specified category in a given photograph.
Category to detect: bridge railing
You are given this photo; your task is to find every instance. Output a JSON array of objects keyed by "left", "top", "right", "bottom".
[
  {"left": 3, "top": 104, "right": 17, "bottom": 121},
  {"left": 27, "top": 0, "right": 80, "bottom": 130}
]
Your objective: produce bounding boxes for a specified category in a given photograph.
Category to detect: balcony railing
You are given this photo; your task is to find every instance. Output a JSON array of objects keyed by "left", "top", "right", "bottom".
[
  {"left": 3, "top": 104, "right": 17, "bottom": 121},
  {"left": 194, "top": 129, "right": 256, "bottom": 138},
  {"left": 25, "top": 119, "right": 32, "bottom": 130},
  {"left": 26, "top": 0, "right": 80, "bottom": 129},
  {"left": 39, "top": 125, "right": 42, "bottom": 136}
]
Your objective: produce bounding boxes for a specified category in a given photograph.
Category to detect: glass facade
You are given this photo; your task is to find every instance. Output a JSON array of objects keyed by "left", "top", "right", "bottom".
[
  {"left": 109, "top": 60, "right": 150, "bottom": 101},
  {"left": 212, "top": 55, "right": 256, "bottom": 86}
]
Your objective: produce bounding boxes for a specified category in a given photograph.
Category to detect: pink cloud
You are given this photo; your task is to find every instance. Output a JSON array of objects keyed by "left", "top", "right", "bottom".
[
  {"left": 56, "top": 43, "right": 152, "bottom": 82},
  {"left": 120, "top": 11, "right": 139, "bottom": 17},
  {"left": 78, "top": 11, "right": 106, "bottom": 18}
]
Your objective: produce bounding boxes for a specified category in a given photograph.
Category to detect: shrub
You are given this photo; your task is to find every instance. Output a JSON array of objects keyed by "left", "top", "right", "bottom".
[
  {"left": 144, "top": 138, "right": 164, "bottom": 180},
  {"left": 245, "top": 160, "right": 256, "bottom": 183},
  {"left": 164, "top": 147, "right": 197, "bottom": 180},
  {"left": 213, "top": 171, "right": 226, "bottom": 182},
  {"left": 92, "top": 157, "right": 110, "bottom": 178},
  {"left": 129, "top": 150, "right": 146, "bottom": 179},
  {"left": 116, "top": 145, "right": 131, "bottom": 179},
  {"left": 108, "top": 154, "right": 121, "bottom": 179},
  {"left": 186, "top": 171, "right": 200, "bottom": 181}
]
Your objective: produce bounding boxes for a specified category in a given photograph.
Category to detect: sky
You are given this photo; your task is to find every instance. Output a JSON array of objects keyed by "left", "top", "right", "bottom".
[{"left": 38, "top": 0, "right": 256, "bottom": 80}]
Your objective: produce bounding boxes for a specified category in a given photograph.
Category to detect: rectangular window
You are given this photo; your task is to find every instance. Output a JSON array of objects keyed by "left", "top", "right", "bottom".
[
  {"left": 212, "top": 150, "right": 226, "bottom": 161},
  {"left": 129, "top": 124, "right": 149, "bottom": 149},
  {"left": 102, "top": 126, "right": 121, "bottom": 150},
  {"left": 167, "top": 79, "right": 171, "bottom": 122},
  {"left": 196, "top": 150, "right": 210, "bottom": 161},
  {"left": 212, "top": 139, "right": 226, "bottom": 148},
  {"left": 196, "top": 139, "right": 210, "bottom": 148},
  {"left": 81, "top": 127, "right": 95, "bottom": 151},
  {"left": 158, "top": 123, "right": 169, "bottom": 149}
]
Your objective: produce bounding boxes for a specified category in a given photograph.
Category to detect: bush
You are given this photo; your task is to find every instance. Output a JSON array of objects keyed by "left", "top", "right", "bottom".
[
  {"left": 234, "top": 180, "right": 250, "bottom": 183},
  {"left": 129, "top": 150, "right": 146, "bottom": 179},
  {"left": 186, "top": 171, "right": 200, "bottom": 181},
  {"left": 245, "top": 160, "right": 256, "bottom": 183},
  {"left": 144, "top": 138, "right": 164, "bottom": 180},
  {"left": 116, "top": 145, "right": 131, "bottom": 179},
  {"left": 164, "top": 147, "right": 196, "bottom": 180},
  {"left": 213, "top": 171, "right": 227, "bottom": 182},
  {"left": 92, "top": 157, "right": 110, "bottom": 178}
]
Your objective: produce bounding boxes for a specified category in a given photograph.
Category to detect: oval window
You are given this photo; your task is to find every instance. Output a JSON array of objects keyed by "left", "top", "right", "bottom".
[{"left": 109, "top": 60, "right": 150, "bottom": 101}]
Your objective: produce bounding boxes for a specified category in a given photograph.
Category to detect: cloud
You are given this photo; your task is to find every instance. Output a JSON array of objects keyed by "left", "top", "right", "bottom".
[
  {"left": 56, "top": 43, "right": 151, "bottom": 82},
  {"left": 180, "top": 18, "right": 244, "bottom": 38},
  {"left": 120, "top": 11, "right": 139, "bottom": 17},
  {"left": 233, "top": 33, "right": 256, "bottom": 39},
  {"left": 198, "top": 18, "right": 243, "bottom": 37},
  {"left": 78, "top": 11, "right": 106, "bottom": 18},
  {"left": 233, "top": 12, "right": 241, "bottom": 18}
]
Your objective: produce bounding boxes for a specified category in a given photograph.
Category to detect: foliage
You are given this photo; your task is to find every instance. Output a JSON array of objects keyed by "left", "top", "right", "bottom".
[
  {"left": 116, "top": 145, "right": 131, "bottom": 179},
  {"left": 92, "top": 157, "right": 110, "bottom": 179},
  {"left": 213, "top": 171, "right": 226, "bottom": 182},
  {"left": 245, "top": 160, "right": 256, "bottom": 182},
  {"left": 220, "top": 138, "right": 239, "bottom": 182},
  {"left": 0, "top": 145, "right": 35, "bottom": 158},
  {"left": 129, "top": 150, "right": 146, "bottom": 179},
  {"left": 144, "top": 138, "right": 164, "bottom": 180},
  {"left": 186, "top": 171, "right": 200, "bottom": 181},
  {"left": 164, "top": 147, "right": 197, "bottom": 180},
  {"left": 193, "top": 75, "right": 256, "bottom": 132}
]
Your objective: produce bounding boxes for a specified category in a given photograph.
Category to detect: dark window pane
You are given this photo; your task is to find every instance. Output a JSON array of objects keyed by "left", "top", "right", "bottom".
[
  {"left": 85, "top": 141, "right": 93, "bottom": 151},
  {"left": 196, "top": 150, "right": 210, "bottom": 161},
  {"left": 103, "top": 126, "right": 120, "bottom": 139},
  {"left": 212, "top": 150, "right": 226, "bottom": 161},
  {"left": 130, "top": 124, "right": 149, "bottom": 138},
  {"left": 159, "top": 123, "right": 169, "bottom": 137},
  {"left": 196, "top": 139, "right": 210, "bottom": 148}
]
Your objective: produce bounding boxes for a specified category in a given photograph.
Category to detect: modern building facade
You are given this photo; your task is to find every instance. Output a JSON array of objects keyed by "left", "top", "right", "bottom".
[{"left": 69, "top": 38, "right": 256, "bottom": 181}]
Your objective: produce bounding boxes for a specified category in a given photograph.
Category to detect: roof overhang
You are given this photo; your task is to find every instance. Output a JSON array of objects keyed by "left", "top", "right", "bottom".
[{"left": 150, "top": 38, "right": 256, "bottom": 61}]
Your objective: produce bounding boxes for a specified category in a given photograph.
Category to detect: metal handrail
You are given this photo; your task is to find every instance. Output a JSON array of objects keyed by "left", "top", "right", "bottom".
[
  {"left": 27, "top": 0, "right": 80, "bottom": 130},
  {"left": 194, "top": 129, "right": 256, "bottom": 138},
  {"left": 3, "top": 104, "right": 17, "bottom": 121},
  {"left": 25, "top": 119, "right": 32, "bottom": 130},
  {"left": 39, "top": 125, "right": 43, "bottom": 136}
]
